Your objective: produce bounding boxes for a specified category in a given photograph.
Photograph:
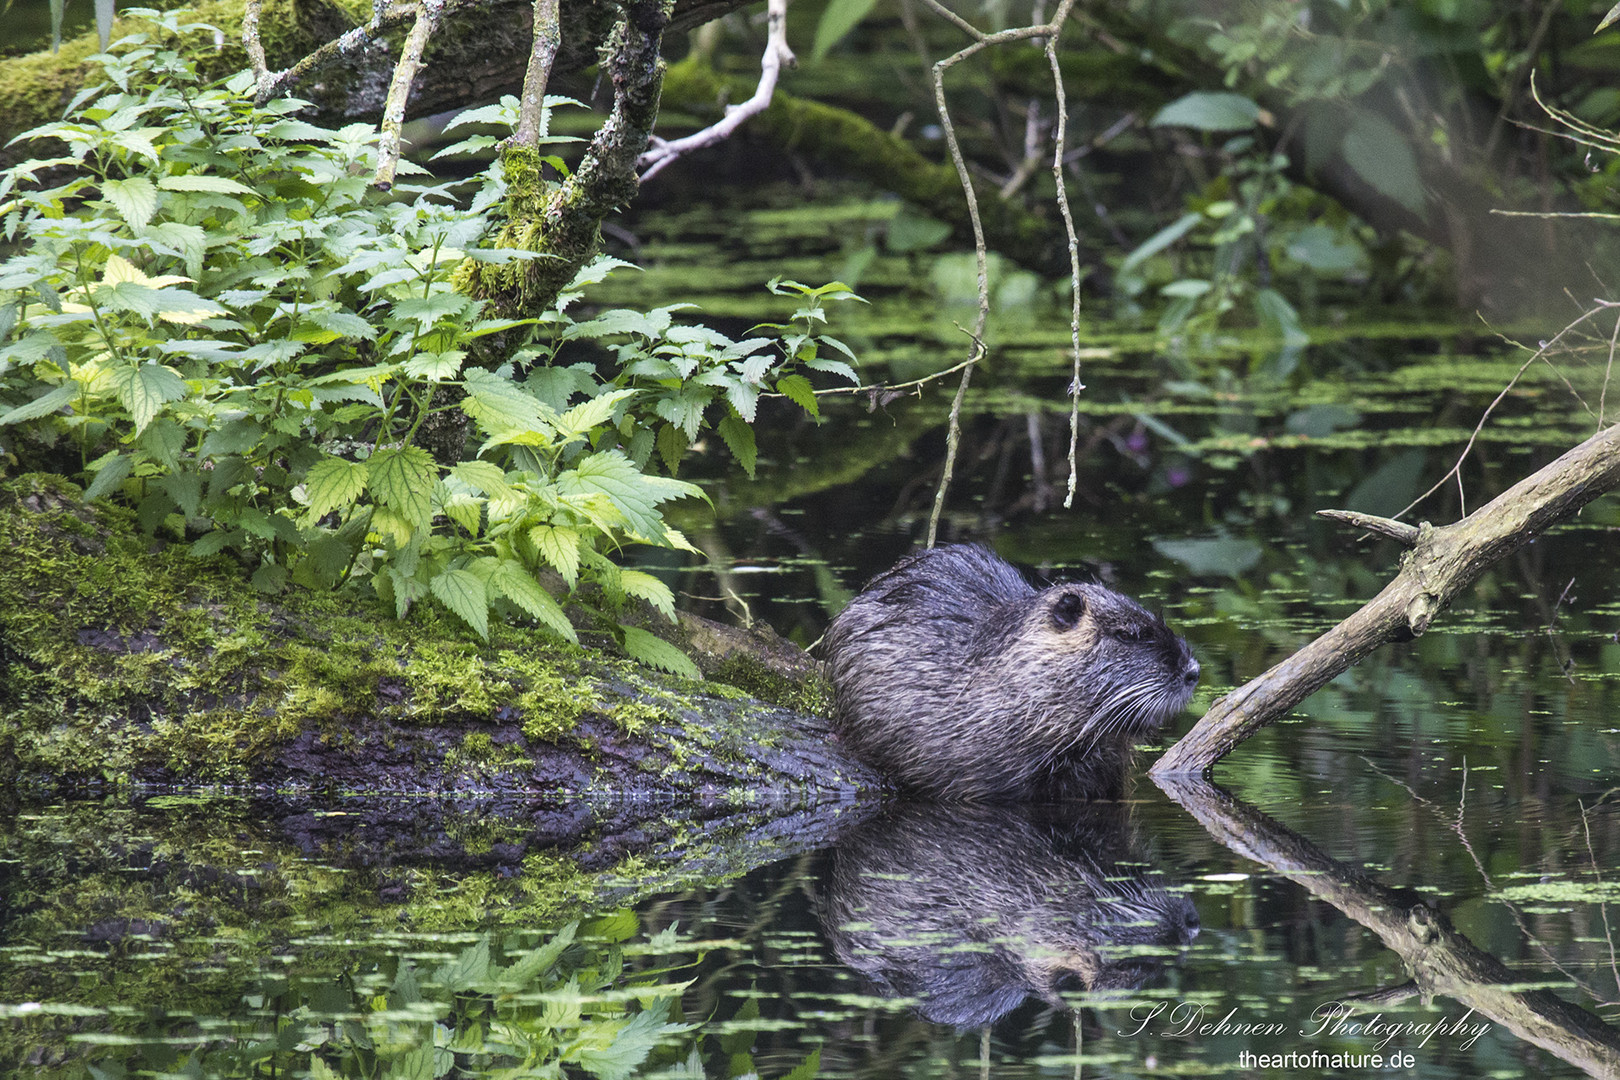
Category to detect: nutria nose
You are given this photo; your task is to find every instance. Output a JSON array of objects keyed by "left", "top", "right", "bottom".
[{"left": 1182, "top": 658, "right": 1200, "bottom": 687}]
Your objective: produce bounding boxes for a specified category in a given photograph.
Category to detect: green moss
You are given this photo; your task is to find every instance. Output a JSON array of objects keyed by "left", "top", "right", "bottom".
[
  {"left": 609, "top": 697, "right": 672, "bottom": 738},
  {"left": 709, "top": 653, "right": 833, "bottom": 716}
]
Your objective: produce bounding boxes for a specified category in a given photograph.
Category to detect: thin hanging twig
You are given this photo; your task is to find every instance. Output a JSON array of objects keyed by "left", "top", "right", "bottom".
[{"left": 922, "top": 0, "right": 1079, "bottom": 546}]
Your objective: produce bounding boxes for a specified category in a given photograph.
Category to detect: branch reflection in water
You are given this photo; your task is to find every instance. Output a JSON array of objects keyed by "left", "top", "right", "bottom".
[{"left": 818, "top": 798, "right": 1199, "bottom": 1027}]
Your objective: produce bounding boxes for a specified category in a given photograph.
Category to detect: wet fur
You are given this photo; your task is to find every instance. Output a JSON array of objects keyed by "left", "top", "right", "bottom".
[{"left": 822, "top": 544, "right": 1199, "bottom": 801}]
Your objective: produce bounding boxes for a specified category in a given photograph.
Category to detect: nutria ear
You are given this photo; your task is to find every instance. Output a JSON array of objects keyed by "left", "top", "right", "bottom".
[{"left": 1050, "top": 590, "right": 1086, "bottom": 629}]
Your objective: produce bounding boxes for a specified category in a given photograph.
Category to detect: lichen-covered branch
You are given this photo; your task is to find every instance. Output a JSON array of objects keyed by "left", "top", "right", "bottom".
[
  {"left": 460, "top": 0, "right": 676, "bottom": 317},
  {"left": 241, "top": 0, "right": 273, "bottom": 97},
  {"left": 1153, "top": 421, "right": 1620, "bottom": 776},
  {"left": 374, "top": 0, "right": 448, "bottom": 190},
  {"left": 510, "top": 0, "right": 563, "bottom": 148},
  {"left": 639, "top": 0, "right": 794, "bottom": 180}
]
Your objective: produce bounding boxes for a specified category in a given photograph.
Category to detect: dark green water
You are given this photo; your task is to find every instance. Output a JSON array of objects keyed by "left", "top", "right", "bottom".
[{"left": 4, "top": 192, "right": 1620, "bottom": 1077}]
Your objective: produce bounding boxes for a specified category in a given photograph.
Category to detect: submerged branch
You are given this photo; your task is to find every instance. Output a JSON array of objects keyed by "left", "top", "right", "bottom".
[
  {"left": 1157, "top": 774, "right": 1620, "bottom": 1078},
  {"left": 1153, "top": 421, "right": 1620, "bottom": 776}
]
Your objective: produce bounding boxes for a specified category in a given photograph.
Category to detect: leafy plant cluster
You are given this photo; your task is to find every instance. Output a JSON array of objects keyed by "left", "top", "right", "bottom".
[
  {"left": 1118, "top": 89, "right": 1372, "bottom": 357},
  {"left": 82, "top": 913, "right": 822, "bottom": 1080},
  {"left": 0, "top": 11, "right": 860, "bottom": 672}
]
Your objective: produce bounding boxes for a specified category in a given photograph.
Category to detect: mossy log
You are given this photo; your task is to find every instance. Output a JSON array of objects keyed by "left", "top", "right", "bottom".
[{"left": 0, "top": 473, "right": 879, "bottom": 805}]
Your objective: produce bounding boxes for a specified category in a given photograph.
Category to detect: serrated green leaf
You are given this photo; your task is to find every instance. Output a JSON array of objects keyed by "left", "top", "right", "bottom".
[
  {"left": 109, "top": 361, "right": 187, "bottom": 433},
  {"left": 620, "top": 627, "right": 700, "bottom": 680},
  {"left": 775, "top": 373, "right": 819, "bottom": 418},
  {"left": 620, "top": 569, "right": 675, "bottom": 620},
  {"left": 158, "top": 174, "right": 257, "bottom": 196},
  {"left": 430, "top": 567, "right": 489, "bottom": 640},
  {"left": 160, "top": 471, "right": 202, "bottom": 517},
  {"left": 559, "top": 387, "right": 637, "bottom": 437},
  {"left": 368, "top": 445, "right": 437, "bottom": 529},
  {"left": 556, "top": 451, "right": 705, "bottom": 541},
  {"left": 402, "top": 349, "right": 466, "bottom": 380},
  {"left": 0, "top": 383, "right": 77, "bottom": 425},
  {"left": 449, "top": 460, "right": 513, "bottom": 499},
  {"left": 655, "top": 423, "right": 687, "bottom": 474},
  {"left": 529, "top": 524, "right": 582, "bottom": 587},
  {"left": 84, "top": 453, "right": 132, "bottom": 500},
  {"left": 102, "top": 177, "right": 158, "bottom": 230},
  {"left": 491, "top": 561, "right": 578, "bottom": 643},
  {"left": 251, "top": 563, "right": 290, "bottom": 594},
  {"left": 462, "top": 367, "right": 550, "bottom": 435},
  {"left": 304, "top": 456, "right": 369, "bottom": 520}
]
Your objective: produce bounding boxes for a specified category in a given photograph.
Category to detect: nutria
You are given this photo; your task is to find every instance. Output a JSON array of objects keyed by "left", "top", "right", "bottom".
[
  {"left": 819, "top": 801, "right": 1200, "bottom": 1026},
  {"left": 821, "top": 544, "right": 1199, "bottom": 801}
]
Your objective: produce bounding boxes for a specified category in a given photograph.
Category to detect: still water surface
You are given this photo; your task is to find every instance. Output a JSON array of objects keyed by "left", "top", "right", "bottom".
[{"left": 4, "top": 195, "right": 1620, "bottom": 1078}]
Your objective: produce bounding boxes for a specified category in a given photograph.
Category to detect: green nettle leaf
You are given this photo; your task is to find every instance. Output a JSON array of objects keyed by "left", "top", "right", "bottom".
[
  {"left": 491, "top": 560, "right": 578, "bottom": 643},
  {"left": 109, "top": 361, "right": 187, "bottom": 433},
  {"left": 530, "top": 524, "right": 582, "bottom": 587},
  {"left": 84, "top": 453, "right": 133, "bottom": 500},
  {"left": 430, "top": 567, "right": 490, "bottom": 639},
  {"left": 102, "top": 176, "right": 159, "bottom": 230},
  {"left": 655, "top": 423, "right": 688, "bottom": 474},
  {"left": 449, "top": 460, "right": 513, "bottom": 499},
  {"left": 368, "top": 446, "right": 438, "bottom": 529},
  {"left": 402, "top": 349, "right": 466, "bottom": 380},
  {"left": 559, "top": 387, "right": 637, "bottom": 437},
  {"left": 1151, "top": 91, "right": 1261, "bottom": 132},
  {"left": 812, "top": 0, "right": 879, "bottom": 61},
  {"left": 158, "top": 174, "right": 257, "bottom": 196},
  {"left": 774, "top": 373, "right": 819, "bottom": 419},
  {"left": 304, "top": 456, "right": 370, "bottom": 520},
  {"left": 556, "top": 451, "right": 704, "bottom": 541},
  {"left": 620, "top": 569, "right": 675, "bottom": 620},
  {"left": 160, "top": 471, "right": 202, "bottom": 518},
  {"left": 0, "top": 383, "right": 77, "bottom": 426},
  {"left": 620, "top": 627, "right": 701, "bottom": 681},
  {"left": 716, "top": 416, "right": 757, "bottom": 478},
  {"left": 1341, "top": 114, "right": 1427, "bottom": 216},
  {"left": 461, "top": 367, "right": 551, "bottom": 435}
]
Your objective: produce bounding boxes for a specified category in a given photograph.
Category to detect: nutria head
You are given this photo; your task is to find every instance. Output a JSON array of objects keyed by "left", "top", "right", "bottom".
[{"left": 825, "top": 544, "right": 1201, "bottom": 801}]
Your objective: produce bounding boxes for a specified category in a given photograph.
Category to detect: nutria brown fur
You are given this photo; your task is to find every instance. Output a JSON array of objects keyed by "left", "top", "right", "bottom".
[{"left": 822, "top": 544, "right": 1199, "bottom": 800}]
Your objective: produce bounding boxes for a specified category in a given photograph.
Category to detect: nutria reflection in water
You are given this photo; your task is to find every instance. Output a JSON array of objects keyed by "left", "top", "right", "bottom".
[
  {"left": 819, "top": 801, "right": 1199, "bottom": 1027},
  {"left": 822, "top": 545, "right": 1200, "bottom": 801}
]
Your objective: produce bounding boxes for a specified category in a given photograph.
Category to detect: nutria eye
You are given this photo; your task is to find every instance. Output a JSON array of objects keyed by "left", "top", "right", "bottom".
[
  {"left": 1051, "top": 591, "right": 1086, "bottom": 629},
  {"left": 1114, "top": 625, "right": 1152, "bottom": 644}
]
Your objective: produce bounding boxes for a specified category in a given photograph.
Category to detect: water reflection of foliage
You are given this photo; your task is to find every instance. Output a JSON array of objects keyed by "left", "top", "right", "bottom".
[{"left": 74, "top": 912, "right": 819, "bottom": 1079}]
